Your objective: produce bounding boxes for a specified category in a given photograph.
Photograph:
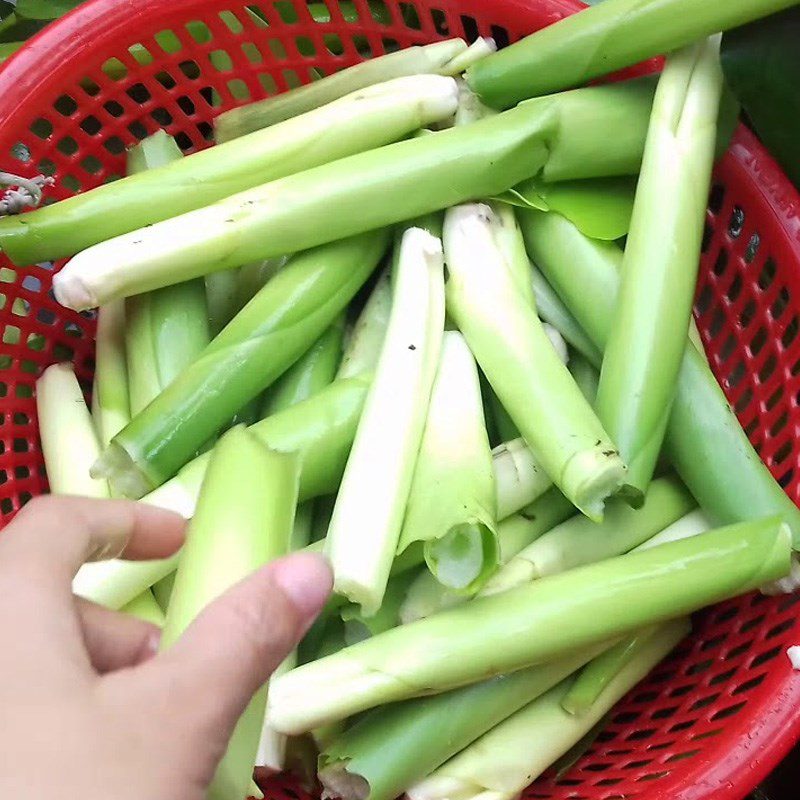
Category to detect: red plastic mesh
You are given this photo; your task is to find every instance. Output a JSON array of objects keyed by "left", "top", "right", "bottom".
[{"left": 1, "top": 2, "right": 800, "bottom": 799}]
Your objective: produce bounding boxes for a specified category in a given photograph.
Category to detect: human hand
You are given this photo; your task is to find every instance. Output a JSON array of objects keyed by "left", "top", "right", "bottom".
[{"left": 0, "top": 495, "right": 332, "bottom": 800}]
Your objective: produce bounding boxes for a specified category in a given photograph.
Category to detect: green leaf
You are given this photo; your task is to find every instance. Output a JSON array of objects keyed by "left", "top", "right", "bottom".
[
  {"left": 14, "top": 0, "right": 83, "bottom": 20},
  {"left": 722, "top": 7, "right": 800, "bottom": 189},
  {"left": 537, "top": 177, "right": 636, "bottom": 240},
  {"left": 0, "top": 41, "right": 23, "bottom": 63},
  {"left": 489, "top": 185, "right": 549, "bottom": 212},
  {"left": 494, "top": 176, "right": 636, "bottom": 240},
  {"left": 0, "top": 12, "right": 47, "bottom": 43}
]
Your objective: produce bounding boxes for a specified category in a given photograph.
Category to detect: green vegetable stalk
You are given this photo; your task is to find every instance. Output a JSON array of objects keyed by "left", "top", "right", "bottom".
[
  {"left": 35, "top": 363, "right": 179, "bottom": 608},
  {"left": 530, "top": 266, "right": 601, "bottom": 367},
  {"left": 123, "top": 133, "right": 212, "bottom": 418},
  {"left": 261, "top": 317, "right": 345, "bottom": 417},
  {"left": 443, "top": 38, "right": 497, "bottom": 77},
  {"left": 465, "top": 0, "right": 795, "bottom": 108},
  {"left": 310, "top": 496, "right": 336, "bottom": 545},
  {"left": 37, "top": 363, "right": 110, "bottom": 500},
  {"left": 121, "top": 590, "right": 165, "bottom": 627},
  {"left": 326, "top": 227, "right": 445, "bottom": 616},
  {"left": 256, "top": 658, "right": 299, "bottom": 771},
  {"left": 669, "top": 350, "right": 800, "bottom": 548},
  {"left": 262, "top": 494, "right": 332, "bottom": 772},
  {"left": 528, "top": 76, "right": 656, "bottom": 182},
  {"left": 73, "top": 555, "right": 180, "bottom": 611},
  {"left": 255, "top": 456, "right": 332, "bottom": 772},
  {"left": 595, "top": 38, "right": 724, "bottom": 503},
  {"left": 636, "top": 509, "right": 714, "bottom": 552},
  {"left": 0, "top": 75, "right": 458, "bottom": 266},
  {"left": 561, "top": 625, "right": 659, "bottom": 716},
  {"left": 318, "top": 646, "right": 607, "bottom": 800},
  {"left": 569, "top": 352, "right": 600, "bottom": 405},
  {"left": 487, "top": 390, "right": 519, "bottom": 444},
  {"left": 452, "top": 78, "right": 495, "bottom": 128},
  {"left": 96, "top": 230, "right": 388, "bottom": 498},
  {"left": 398, "top": 331, "right": 497, "bottom": 593},
  {"left": 481, "top": 477, "right": 695, "bottom": 595},
  {"left": 92, "top": 300, "right": 129, "bottom": 447},
  {"left": 337, "top": 273, "right": 392, "bottom": 381},
  {"left": 406, "top": 619, "right": 690, "bottom": 800},
  {"left": 397, "top": 568, "right": 463, "bottom": 626},
  {"left": 443, "top": 203, "right": 625, "bottom": 521},
  {"left": 161, "top": 426, "right": 299, "bottom": 800},
  {"left": 340, "top": 572, "right": 417, "bottom": 646},
  {"left": 495, "top": 493, "right": 578, "bottom": 561},
  {"left": 51, "top": 78, "right": 657, "bottom": 311},
  {"left": 521, "top": 213, "right": 620, "bottom": 348},
  {"left": 215, "top": 40, "right": 469, "bottom": 141},
  {"left": 125, "top": 277, "right": 211, "bottom": 415},
  {"left": 542, "top": 323, "right": 570, "bottom": 364},
  {"left": 489, "top": 202, "right": 536, "bottom": 306},
  {"left": 205, "top": 255, "right": 291, "bottom": 342},
  {"left": 492, "top": 438, "right": 553, "bottom": 519},
  {"left": 317, "top": 444, "right": 571, "bottom": 590},
  {"left": 308, "top": 618, "right": 349, "bottom": 751},
  {"left": 266, "top": 517, "right": 791, "bottom": 734},
  {"left": 519, "top": 210, "right": 800, "bottom": 544},
  {"left": 152, "top": 571, "right": 176, "bottom": 613},
  {"left": 399, "top": 491, "right": 575, "bottom": 624},
  {"left": 236, "top": 256, "right": 289, "bottom": 312},
  {"left": 284, "top": 460, "right": 575, "bottom": 599},
  {"left": 633, "top": 508, "right": 800, "bottom": 596},
  {"left": 204, "top": 270, "right": 243, "bottom": 338},
  {"left": 142, "top": 376, "right": 370, "bottom": 520},
  {"left": 290, "top": 502, "right": 316, "bottom": 552}
]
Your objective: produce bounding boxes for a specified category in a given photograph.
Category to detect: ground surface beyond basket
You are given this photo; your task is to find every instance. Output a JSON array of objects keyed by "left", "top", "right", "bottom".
[{"left": 1, "top": 1, "right": 800, "bottom": 798}]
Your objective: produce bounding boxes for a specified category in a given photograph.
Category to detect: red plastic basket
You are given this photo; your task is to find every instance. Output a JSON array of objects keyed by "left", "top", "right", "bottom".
[{"left": 1, "top": 1, "right": 800, "bottom": 798}]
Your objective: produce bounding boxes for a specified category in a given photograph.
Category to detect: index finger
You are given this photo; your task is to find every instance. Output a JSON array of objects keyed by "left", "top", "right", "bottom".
[{"left": 0, "top": 496, "right": 185, "bottom": 588}]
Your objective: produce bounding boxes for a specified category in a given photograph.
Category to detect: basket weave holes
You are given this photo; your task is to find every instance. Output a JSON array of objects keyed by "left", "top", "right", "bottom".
[
  {"left": 219, "top": 9, "right": 246, "bottom": 34},
  {"left": 708, "top": 183, "right": 726, "bottom": 214},
  {"left": 728, "top": 206, "right": 745, "bottom": 239}
]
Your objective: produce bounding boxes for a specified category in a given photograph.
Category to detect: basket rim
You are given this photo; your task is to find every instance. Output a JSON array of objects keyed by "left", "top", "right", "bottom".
[{"left": 1, "top": 2, "right": 800, "bottom": 799}]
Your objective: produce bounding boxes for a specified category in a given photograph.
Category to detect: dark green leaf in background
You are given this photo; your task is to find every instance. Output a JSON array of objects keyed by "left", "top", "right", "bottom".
[
  {"left": 14, "top": 0, "right": 82, "bottom": 20},
  {"left": 722, "top": 7, "right": 800, "bottom": 189},
  {"left": 0, "top": 14, "right": 46, "bottom": 44}
]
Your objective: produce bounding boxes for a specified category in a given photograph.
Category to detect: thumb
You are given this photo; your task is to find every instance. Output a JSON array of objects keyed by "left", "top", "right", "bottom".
[{"left": 147, "top": 552, "right": 332, "bottom": 740}]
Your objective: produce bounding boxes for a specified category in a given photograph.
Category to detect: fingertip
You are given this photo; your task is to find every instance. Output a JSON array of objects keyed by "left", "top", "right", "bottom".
[
  {"left": 140, "top": 553, "right": 333, "bottom": 738},
  {"left": 122, "top": 503, "right": 187, "bottom": 560},
  {"left": 270, "top": 552, "right": 333, "bottom": 620},
  {"left": 78, "top": 599, "right": 164, "bottom": 673}
]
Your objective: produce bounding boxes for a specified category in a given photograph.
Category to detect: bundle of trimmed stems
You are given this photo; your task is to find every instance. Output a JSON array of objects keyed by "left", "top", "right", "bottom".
[{"left": 12, "top": 1, "right": 800, "bottom": 796}]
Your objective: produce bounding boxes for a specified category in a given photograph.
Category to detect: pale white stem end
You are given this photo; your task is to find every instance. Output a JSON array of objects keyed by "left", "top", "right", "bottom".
[{"left": 326, "top": 226, "right": 445, "bottom": 616}]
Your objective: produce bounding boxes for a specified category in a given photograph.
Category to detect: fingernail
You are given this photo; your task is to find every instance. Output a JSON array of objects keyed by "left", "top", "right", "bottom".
[
  {"left": 272, "top": 553, "right": 333, "bottom": 618},
  {"left": 147, "top": 630, "right": 162, "bottom": 657},
  {"left": 142, "top": 630, "right": 162, "bottom": 661},
  {"left": 87, "top": 537, "right": 127, "bottom": 563},
  {"left": 135, "top": 629, "right": 162, "bottom": 666}
]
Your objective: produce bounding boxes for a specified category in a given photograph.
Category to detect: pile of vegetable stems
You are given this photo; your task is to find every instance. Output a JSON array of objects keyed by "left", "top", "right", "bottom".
[{"left": 12, "top": 0, "right": 800, "bottom": 797}]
